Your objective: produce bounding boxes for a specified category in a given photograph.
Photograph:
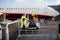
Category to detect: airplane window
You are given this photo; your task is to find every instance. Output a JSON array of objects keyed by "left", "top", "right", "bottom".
[
  {"left": 24, "top": 8, "right": 25, "bottom": 10},
  {"left": 28, "top": 8, "right": 30, "bottom": 10},
  {"left": 32, "top": 8, "right": 33, "bottom": 10},
  {"left": 0, "top": 8, "right": 4, "bottom": 10},
  {"left": 10, "top": 8, "right": 13, "bottom": 10},
  {"left": 25, "top": 8, "right": 28, "bottom": 10},
  {"left": 28, "top": 8, "right": 29, "bottom": 10},
  {"left": 30, "top": 8, "right": 31, "bottom": 10},
  {"left": 23, "top": 8, "right": 24, "bottom": 10},
  {"left": 2, "top": 8, "right": 4, "bottom": 10},
  {"left": 14, "top": 8, "right": 15, "bottom": 10},
  {"left": 15, "top": 8, "right": 17, "bottom": 10},
  {"left": 20, "top": 8, "right": 22, "bottom": 10},
  {"left": 34, "top": 8, "right": 35, "bottom": 10},
  {"left": 18, "top": 8, "right": 20, "bottom": 10},
  {"left": 9, "top": 8, "right": 10, "bottom": 10},
  {"left": 25, "top": 8, "right": 26, "bottom": 10},
  {"left": 6, "top": 8, "right": 8, "bottom": 10}
]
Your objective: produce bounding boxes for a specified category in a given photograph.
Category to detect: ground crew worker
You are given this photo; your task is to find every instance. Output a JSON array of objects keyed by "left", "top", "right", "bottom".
[
  {"left": 29, "top": 12, "right": 35, "bottom": 20},
  {"left": 31, "top": 12, "right": 39, "bottom": 29},
  {"left": 20, "top": 15, "right": 26, "bottom": 29},
  {"left": 20, "top": 15, "right": 26, "bottom": 34},
  {"left": 20, "top": 15, "right": 28, "bottom": 34}
]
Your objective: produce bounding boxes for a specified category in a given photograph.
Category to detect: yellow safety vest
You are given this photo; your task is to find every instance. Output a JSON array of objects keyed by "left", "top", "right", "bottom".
[
  {"left": 20, "top": 15, "right": 26, "bottom": 28},
  {"left": 20, "top": 15, "right": 28, "bottom": 29}
]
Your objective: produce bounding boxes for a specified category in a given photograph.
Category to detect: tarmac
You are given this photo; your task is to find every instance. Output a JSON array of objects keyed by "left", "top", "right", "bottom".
[{"left": 17, "top": 21, "right": 60, "bottom": 40}]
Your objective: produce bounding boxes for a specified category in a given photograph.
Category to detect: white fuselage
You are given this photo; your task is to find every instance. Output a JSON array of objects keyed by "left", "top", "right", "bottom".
[{"left": 0, "top": 5, "right": 59, "bottom": 17}]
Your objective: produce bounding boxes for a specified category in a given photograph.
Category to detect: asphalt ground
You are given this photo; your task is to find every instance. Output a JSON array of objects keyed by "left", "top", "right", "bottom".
[{"left": 16, "top": 21, "right": 60, "bottom": 40}]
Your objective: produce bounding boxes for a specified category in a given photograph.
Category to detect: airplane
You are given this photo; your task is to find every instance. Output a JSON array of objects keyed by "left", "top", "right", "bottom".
[{"left": 0, "top": 4, "right": 59, "bottom": 20}]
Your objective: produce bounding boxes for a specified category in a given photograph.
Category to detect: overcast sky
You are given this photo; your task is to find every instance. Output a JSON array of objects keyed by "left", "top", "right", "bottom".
[{"left": 0, "top": 0, "right": 60, "bottom": 6}]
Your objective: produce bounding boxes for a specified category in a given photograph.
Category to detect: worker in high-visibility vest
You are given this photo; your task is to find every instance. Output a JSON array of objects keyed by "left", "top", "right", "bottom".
[
  {"left": 31, "top": 12, "right": 39, "bottom": 29},
  {"left": 20, "top": 14, "right": 29, "bottom": 34},
  {"left": 20, "top": 12, "right": 35, "bottom": 29},
  {"left": 20, "top": 14, "right": 28, "bottom": 28},
  {"left": 20, "top": 15, "right": 26, "bottom": 29},
  {"left": 20, "top": 15, "right": 26, "bottom": 34},
  {"left": 29, "top": 12, "right": 35, "bottom": 20}
]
